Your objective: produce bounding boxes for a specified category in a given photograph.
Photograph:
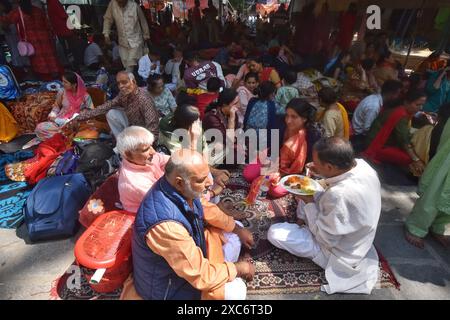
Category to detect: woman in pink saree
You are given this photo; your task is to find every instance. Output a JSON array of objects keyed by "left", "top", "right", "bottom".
[{"left": 35, "top": 71, "right": 94, "bottom": 140}]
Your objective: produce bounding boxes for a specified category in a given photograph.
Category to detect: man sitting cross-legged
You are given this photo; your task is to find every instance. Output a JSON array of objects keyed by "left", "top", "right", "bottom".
[{"left": 268, "top": 137, "right": 382, "bottom": 294}]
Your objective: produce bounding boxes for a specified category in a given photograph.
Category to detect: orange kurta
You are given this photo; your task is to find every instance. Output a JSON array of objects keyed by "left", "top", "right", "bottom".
[
  {"left": 121, "top": 200, "right": 236, "bottom": 300},
  {"left": 279, "top": 129, "right": 308, "bottom": 175}
]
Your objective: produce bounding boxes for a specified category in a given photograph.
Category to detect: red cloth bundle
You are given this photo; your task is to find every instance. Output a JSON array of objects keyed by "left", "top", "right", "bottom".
[{"left": 5, "top": 133, "right": 69, "bottom": 185}]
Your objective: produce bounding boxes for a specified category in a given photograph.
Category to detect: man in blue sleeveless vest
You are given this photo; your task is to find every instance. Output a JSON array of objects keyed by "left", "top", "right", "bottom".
[{"left": 131, "top": 149, "right": 255, "bottom": 300}]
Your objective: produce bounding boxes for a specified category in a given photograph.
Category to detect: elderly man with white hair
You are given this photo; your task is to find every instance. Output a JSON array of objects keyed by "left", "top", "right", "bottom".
[
  {"left": 116, "top": 132, "right": 255, "bottom": 300},
  {"left": 76, "top": 71, "right": 159, "bottom": 140},
  {"left": 117, "top": 126, "right": 169, "bottom": 213}
]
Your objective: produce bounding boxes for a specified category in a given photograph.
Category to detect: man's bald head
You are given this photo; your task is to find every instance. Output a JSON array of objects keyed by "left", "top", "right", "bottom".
[
  {"left": 165, "top": 149, "right": 212, "bottom": 201},
  {"left": 312, "top": 137, "right": 356, "bottom": 178},
  {"left": 313, "top": 137, "right": 355, "bottom": 170},
  {"left": 165, "top": 149, "right": 207, "bottom": 179}
]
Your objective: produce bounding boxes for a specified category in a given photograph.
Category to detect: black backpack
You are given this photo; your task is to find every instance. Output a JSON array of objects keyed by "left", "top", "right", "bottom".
[{"left": 75, "top": 141, "right": 119, "bottom": 190}]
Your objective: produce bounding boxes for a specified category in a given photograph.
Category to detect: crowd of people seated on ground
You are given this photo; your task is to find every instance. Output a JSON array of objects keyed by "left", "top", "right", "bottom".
[{"left": 1, "top": 0, "right": 450, "bottom": 300}]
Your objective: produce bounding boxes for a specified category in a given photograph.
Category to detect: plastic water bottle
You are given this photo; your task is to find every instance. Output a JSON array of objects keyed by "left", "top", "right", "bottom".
[{"left": 258, "top": 175, "right": 270, "bottom": 199}]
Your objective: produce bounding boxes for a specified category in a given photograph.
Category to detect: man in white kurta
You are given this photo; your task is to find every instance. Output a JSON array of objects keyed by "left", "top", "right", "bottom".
[
  {"left": 268, "top": 137, "right": 381, "bottom": 294},
  {"left": 103, "top": 0, "right": 150, "bottom": 71},
  {"left": 137, "top": 50, "right": 162, "bottom": 82}
]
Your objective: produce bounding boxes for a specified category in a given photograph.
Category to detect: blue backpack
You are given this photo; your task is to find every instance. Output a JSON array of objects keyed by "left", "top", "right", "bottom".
[{"left": 24, "top": 173, "right": 92, "bottom": 242}]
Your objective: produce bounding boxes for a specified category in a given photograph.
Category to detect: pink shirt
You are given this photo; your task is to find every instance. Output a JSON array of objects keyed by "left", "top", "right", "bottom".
[
  {"left": 236, "top": 85, "right": 255, "bottom": 125},
  {"left": 118, "top": 154, "right": 170, "bottom": 213}
]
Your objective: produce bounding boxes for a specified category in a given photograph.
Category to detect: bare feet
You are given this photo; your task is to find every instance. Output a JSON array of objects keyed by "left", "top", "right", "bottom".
[
  {"left": 404, "top": 228, "right": 425, "bottom": 249},
  {"left": 430, "top": 232, "right": 450, "bottom": 248}
]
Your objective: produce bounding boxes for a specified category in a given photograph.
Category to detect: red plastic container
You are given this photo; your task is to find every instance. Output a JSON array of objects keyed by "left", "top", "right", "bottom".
[{"left": 74, "top": 210, "right": 135, "bottom": 293}]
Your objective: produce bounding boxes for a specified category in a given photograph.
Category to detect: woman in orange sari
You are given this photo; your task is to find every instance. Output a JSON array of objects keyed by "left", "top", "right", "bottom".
[
  {"left": 278, "top": 98, "right": 315, "bottom": 176},
  {"left": 243, "top": 98, "right": 315, "bottom": 198},
  {"left": 363, "top": 89, "right": 428, "bottom": 175}
]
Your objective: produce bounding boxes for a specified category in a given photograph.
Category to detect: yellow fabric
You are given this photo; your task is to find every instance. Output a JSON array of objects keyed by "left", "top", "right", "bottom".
[
  {"left": 316, "top": 103, "right": 350, "bottom": 140},
  {"left": 186, "top": 88, "right": 207, "bottom": 95},
  {"left": 411, "top": 124, "right": 434, "bottom": 165},
  {"left": 269, "top": 69, "right": 281, "bottom": 87},
  {"left": 0, "top": 102, "right": 18, "bottom": 143},
  {"left": 337, "top": 102, "right": 350, "bottom": 140}
]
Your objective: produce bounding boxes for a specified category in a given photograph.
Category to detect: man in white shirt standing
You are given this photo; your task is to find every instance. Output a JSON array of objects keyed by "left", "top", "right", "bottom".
[
  {"left": 268, "top": 137, "right": 382, "bottom": 294},
  {"left": 103, "top": 0, "right": 150, "bottom": 72},
  {"left": 351, "top": 80, "right": 403, "bottom": 151}
]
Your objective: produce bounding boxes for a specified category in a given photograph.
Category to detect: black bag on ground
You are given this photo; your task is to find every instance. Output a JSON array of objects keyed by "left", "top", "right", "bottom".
[{"left": 75, "top": 141, "right": 119, "bottom": 190}]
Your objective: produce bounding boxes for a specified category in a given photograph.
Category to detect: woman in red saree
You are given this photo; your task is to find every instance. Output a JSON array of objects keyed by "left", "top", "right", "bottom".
[
  {"left": 363, "top": 90, "right": 428, "bottom": 175},
  {"left": 231, "top": 57, "right": 281, "bottom": 89},
  {"left": 0, "top": 0, "right": 62, "bottom": 80}
]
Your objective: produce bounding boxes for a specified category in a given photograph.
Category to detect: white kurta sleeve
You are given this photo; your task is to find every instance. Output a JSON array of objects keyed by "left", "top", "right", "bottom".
[
  {"left": 303, "top": 202, "right": 320, "bottom": 234},
  {"left": 301, "top": 189, "right": 325, "bottom": 232},
  {"left": 296, "top": 201, "right": 306, "bottom": 220},
  {"left": 312, "top": 191, "right": 362, "bottom": 250},
  {"left": 103, "top": 2, "right": 114, "bottom": 38}
]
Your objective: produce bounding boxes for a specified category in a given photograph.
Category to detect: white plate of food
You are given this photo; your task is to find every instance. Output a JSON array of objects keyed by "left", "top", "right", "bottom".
[{"left": 279, "top": 174, "right": 324, "bottom": 196}]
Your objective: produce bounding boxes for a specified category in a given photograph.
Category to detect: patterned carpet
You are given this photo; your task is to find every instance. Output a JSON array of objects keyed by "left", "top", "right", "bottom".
[
  {"left": 51, "top": 170, "right": 399, "bottom": 299},
  {"left": 51, "top": 268, "right": 122, "bottom": 300}
]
